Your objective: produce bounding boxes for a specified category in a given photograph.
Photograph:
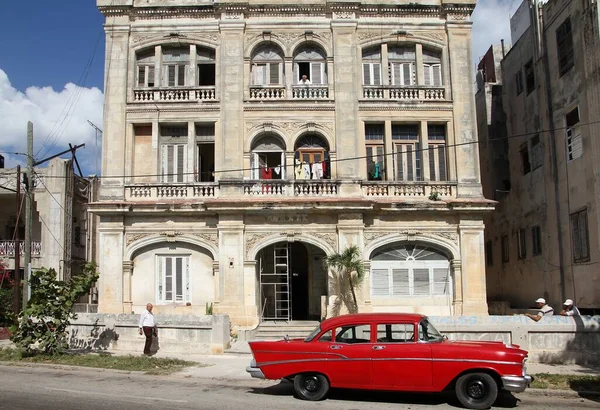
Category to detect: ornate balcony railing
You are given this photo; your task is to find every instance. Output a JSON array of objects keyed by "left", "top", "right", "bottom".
[
  {"left": 133, "top": 86, "right": 217, "bottom": 103},
  {"left": 361, "top": 181, "right": 457, "bottom": 198},
  {"left": 362, "top": 86, "right": 446, "bottom": 101},
  {"left": 125, "top": 183, "right": 218, "bottom": 201},
  {"left": 292, "top": 85, "right": 329, "bottom": 99},
  {"left": 241, "top": 180, "right": 340, "bottom": 197},
  {"left": 249, "top": 86, "right": 286, "bottom": 100},
  {"left": 0, "top": 241, "right": 42, "bottom": 257}
]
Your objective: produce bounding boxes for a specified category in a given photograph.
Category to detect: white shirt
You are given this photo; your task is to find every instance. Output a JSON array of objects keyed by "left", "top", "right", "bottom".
[
  {"left": 565, "top": 306, "right": 580, "bottom": 316},
  {"left": 139, "top": 309, "right": 155, "bottom": 328},
  {"left": 537, "top": 304, "right": 554, "bottom": 317}
]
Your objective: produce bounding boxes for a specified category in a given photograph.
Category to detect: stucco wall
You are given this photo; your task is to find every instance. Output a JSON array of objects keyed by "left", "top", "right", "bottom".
[{"left": 68, "top": 313, "right": 230, "bottom": 354}]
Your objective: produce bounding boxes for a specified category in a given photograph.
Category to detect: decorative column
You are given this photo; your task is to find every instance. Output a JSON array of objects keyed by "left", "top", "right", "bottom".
[
  {"left": 361, "top": 260, "right": 372, "bottom": 313},
  {"left": 459, "top": 219, "right": 488, "bottom": 314},
  {"left": 420, "top": 120, "right": 430, "bottom": 181},
  {"left": 415, "top": 43, "right": 424, "bottom": 86},
  {"left": 451, "top": 260, "right": 463, "bottom": 315},
  {"left": 285, "top": 57, "right": 293, "bottom": 97},
  {"left": 122, "top": 261, "right": 133, "bottom": 313}
]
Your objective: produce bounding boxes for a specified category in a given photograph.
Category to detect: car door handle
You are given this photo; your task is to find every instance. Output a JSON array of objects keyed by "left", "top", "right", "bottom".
[
  {"left": 330, "top": 345, "right": 343, "bottom": 350},
  {"left": 372, "top": 345, "right": 386, "bottom": 350}
]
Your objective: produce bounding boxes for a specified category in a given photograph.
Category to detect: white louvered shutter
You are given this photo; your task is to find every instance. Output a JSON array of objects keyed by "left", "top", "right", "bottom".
[
  {"left": 433, "top": 268, "right": 449, "bottom": 295},
  {"left": 310, "top": 62, "right": 323, "bottom": 84},
  {"left": 392, "top": 269, "right": 409, "bottom": 295},
  {"left": 372, "top": 269, "right": 390, "bottom": 296},
  {"left": 157, "top": 257, "right": 164, "bottom": 302},
  {"left": 269, "top": 63, "right": 280, "bottom": 85},
  {"left": 413, "top": 268, "right": 430, "bottom": 296}
]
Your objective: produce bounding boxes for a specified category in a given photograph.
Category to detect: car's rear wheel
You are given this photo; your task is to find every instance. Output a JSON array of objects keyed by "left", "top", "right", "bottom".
[
  {"left": 293, "top": 373, "right": 329, "bottom": 401},
  {"left": 455, "top": 372, "right": 498, "bottom": 410}
]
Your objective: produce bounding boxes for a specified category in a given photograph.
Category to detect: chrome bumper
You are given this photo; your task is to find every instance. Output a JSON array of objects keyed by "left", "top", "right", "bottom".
[
  {"left": 246, "top": 359, "right": 265, "bottom": 379},
  {"left": 502, "top": 375, "right": 533, "bottom": 392}
]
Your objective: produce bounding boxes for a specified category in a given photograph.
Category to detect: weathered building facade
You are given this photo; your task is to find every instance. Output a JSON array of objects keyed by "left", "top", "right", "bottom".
[
  {"left": 477, "top": 0, "right": 600, "bottom": 313},
  {"left": 93, "top": 0, "right": 492, "bottom": 327}
]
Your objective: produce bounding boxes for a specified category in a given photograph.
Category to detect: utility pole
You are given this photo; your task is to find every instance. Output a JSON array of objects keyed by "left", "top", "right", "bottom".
[
  {"left": 23, "top": 121, "right": 34, "bottom": 307},
  {"left": 13, "top": 165, "right": 21, "bottom": 316}
]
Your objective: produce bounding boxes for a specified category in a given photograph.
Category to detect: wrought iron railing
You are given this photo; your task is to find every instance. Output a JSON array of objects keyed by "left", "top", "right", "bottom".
[{"left": 0, "top": 241, "right": 42, "bottom": 257}]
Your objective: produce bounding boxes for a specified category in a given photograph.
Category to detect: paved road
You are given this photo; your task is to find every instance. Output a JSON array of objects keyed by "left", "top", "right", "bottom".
[{"left": 0, "top": 365, "right": 598, "bottom": 410}]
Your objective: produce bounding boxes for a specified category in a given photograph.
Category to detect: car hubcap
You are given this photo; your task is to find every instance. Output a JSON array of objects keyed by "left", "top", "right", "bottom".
[
  {"left": 467, "top": 380, "right": 486, "bottom": 400},
  {"left": 304, "top": 376, "right": 319, "bottom": 392}
]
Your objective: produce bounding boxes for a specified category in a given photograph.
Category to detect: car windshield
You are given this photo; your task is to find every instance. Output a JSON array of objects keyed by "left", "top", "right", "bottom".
[
  {"left": 304, "top": 324, "right": 322, "bottom": 342},
  {"left": 418, "top": 319, "right": 444, "bottom": 342}
]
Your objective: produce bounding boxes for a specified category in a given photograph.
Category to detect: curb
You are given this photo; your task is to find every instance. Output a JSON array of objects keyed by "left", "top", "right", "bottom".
[{"left": 526, "top": 388, "right": 600, "bottom": 398}]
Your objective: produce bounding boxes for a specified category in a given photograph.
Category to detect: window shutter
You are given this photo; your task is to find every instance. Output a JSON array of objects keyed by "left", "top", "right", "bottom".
[
  {"left": 433, "top": 268, "right": 449, "bottom": 295},
  {"left": 178, "top": 64, "right": 186, "bottom": 86},
  {"left": 157, "top": 257, "right": 164, "bottom": 302},
  {"left": 185, "top": 257, "right": 191, "bottom": 302},
  {"left": 406, "top": 146, "right": 414, "bottom": 181},
  {"left": 372, "top": 269, "right": 390, "bottom": 296},
  {"left": 401, "top": 63, "right": 413, "bottom": 85},
  {"left": 167, "top": 145, "right": 175, "bottom": 182},
  {"left": 423, "top": 64, "right": 431, "bottom": 86},
  {"left": 429, "top": 146, "right": 437, "bottom": 181},
  {"left": 363, "top": 63, "right": 372, "bottom": 85},
  {"left": 176, "top": 144, "right": 185, "bottom": 182},
  {"left": 392, "top": 269, "right": 409, "bottom": 295},
  {"left": 311, "top": 62, "right": 322, "bottom": 84},
  {"left": 571, "top": 133, "right": 582, "bottom": 160},
  {"left": 432, "top": 64, "right": 442, "bottom": 86},
  {"left": 147, "top": 66, "right": 155, "bottom": 87},
  {"left": 269, "top": 63, "right": 280, "bottom": 84},
  {"left": 254, "top": 64, "right": 266, "bottom": 85},
  {"left": 165, "top": 257, "right": 173, "bottom": 301},
  {"left": 415, "top": 142, "right": 422, "bottom": 181},
  {"left": 391, "top": 63, "right": 401, "bottom": 86},
  {"left": 413, "top": 268, "right": 430, "bottom": 295},
  {"left": 372, "top": 63, "right": 381, "bottom": 85},
  {"left": 579, "top": 211, "right": 588, "bottom": 259},
  {"left": 137, "top": 66, "right": 145, "bottom": 87},
  {"left": 168, "top": 66, "right": 176, "bottom": 87},
  {"left": 438, "top": 145, "right": 447, "bottom": 181},
  {"left": 175, "top": 257, "right": 183, "bottom": 301},
  {"left": 395, "top": 145, "right": 404, "bottom": 181}
]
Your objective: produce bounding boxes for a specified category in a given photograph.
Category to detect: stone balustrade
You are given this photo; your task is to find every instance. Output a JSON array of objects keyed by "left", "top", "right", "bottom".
[
  {"left": 133, "top": 86, "right": 217, "bottom": 103},
  {"left": 249, "top": 85, "right": 286, "bottom": 100},
  {"left": 124, "top": 181, "right": 458, "bottom": 200},
  {"left": 363, "top": 86, "right": 446, "bottom": 101},
  {"left": 292, "top": 85, "right": 329, "bottom": 99},
  {"left": 362, "top": 182, "right": 456, "bottom": 198}
]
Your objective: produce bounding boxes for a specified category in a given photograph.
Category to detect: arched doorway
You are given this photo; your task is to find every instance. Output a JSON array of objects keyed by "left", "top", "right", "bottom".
[
  {"left": 256, "top": 241, "right": 327, "bottom": 321},
  {"left": 370, "top": 243, "right": 452, "bottom": 313}
]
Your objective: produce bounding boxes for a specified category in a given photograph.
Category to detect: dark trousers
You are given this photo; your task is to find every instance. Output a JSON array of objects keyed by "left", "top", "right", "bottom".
[{"left": 142, "top": 326, "right": 154, "bottom": 355}]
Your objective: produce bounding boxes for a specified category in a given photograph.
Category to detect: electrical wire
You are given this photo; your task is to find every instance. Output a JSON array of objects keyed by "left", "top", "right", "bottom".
[{"left": 32, "top": 117, "right": 600, "bottom": 180}]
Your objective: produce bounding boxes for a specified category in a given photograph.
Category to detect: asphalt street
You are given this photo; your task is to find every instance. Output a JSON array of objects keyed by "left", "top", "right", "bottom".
[{"left": 0, "top": 364, "right": 598, "bottom": 410}]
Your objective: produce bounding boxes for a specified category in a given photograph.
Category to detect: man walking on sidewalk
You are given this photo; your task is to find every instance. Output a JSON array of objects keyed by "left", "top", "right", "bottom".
[{"left": 139, "top": 303, "right": 157, "bottom": 356}]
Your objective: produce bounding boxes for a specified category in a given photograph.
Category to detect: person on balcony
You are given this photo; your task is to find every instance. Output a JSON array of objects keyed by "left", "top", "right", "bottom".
[
  {"left": 525, "top": 298, "right": 554, "bottom": 322},
  {"left": 559, "top": 299, "right": 580, "bottom": 316},
  {"left": 299, "top": 74, "right": 311, "bottom": 85}
]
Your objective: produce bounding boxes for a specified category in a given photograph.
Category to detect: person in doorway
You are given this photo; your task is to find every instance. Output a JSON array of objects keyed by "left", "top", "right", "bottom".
[
  {"left": 560, "top": 299, "right": 581, "bottom": 316},
  {"left": 299, "top": 74, "right": 311, "bottom": 85},
  {"left": 138, "top": 303, "right": 157, "bottom": 355},
  {"left": 525, "top": 297, "right": 554, "bottom": 322}
]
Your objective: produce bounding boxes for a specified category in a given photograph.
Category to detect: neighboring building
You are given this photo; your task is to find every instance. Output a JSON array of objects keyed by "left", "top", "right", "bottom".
[
  {"left": 93, "top": 0, "right": 492, "bottom": 327},
  {"left": 477, "top": 0, "right": 600, "bottom": 313},
  {"left": 0, "top": 158, "right": 98, "bottom": 304}
]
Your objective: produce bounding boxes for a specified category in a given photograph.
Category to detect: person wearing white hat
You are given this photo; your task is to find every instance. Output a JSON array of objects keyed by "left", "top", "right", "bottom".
[
  {"left": 525, "top": 297, "right": 554, "bottom": 322},
  {"left": 560, "top": 299, "right": 580, "bottom": 316}
]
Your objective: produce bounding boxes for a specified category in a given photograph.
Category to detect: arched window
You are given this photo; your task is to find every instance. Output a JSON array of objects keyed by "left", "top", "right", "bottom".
[
  {"left": 388, "top": 45, "right": 416, "bottom": 86},
  {"left": 251, "top": 134, "right": 286, "bottom": 180},
  {"left": 294, "top": 134, "right": 330, "bottom": 179},
  {"left": 251, "top": 44, "right": 284, "bottom": 86},
  {"left": 293, "top": 46, "right": 327, "bottom": 84},
  {"left": 362, "top": 47, "right": 382, "bottom": 85},
  {"left": 423, "top": 48, "right": 442, "bottom": 86},
  {"left": 370, "top": 243, "right": 451, "bottom": 298},
  {"left": 162, "top": 46, "right": 190, "bottom": 87},
  {"left": 136, "top": 49, "right": 155, "bottom": 88}
]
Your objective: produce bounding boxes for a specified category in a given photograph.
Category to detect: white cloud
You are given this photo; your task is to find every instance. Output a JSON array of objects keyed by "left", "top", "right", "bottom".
[
  {"left": 0, "top": 68, "right": 104, "bottom": 175},
  {"left": 472, "top": 0, "right": 523, "bottom": 64}
]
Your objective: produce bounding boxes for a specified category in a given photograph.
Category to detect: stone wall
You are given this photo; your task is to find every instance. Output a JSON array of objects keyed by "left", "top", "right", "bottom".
[
  {"left": 68, "top": 313, "right": 230, "bottom": 355},
  {"left": 430, "top": 315, "right": 600, "bottom": 365}
]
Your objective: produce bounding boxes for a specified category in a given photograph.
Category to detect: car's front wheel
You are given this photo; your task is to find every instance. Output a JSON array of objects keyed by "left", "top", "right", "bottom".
[
  {"left": 293, "top": 373, "right": 329, "bottom": 401},
  {"left": 455, "top": 372, "right": 498, "bottom": 410}
]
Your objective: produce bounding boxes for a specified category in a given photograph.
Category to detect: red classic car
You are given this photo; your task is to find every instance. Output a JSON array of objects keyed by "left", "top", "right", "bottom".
[{"left": 247, "top": 313, "right": 532, "bottom": 410}]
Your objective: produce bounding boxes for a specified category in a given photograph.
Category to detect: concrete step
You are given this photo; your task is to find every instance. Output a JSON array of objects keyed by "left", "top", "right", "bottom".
[{"left": 253, "top": 320, "right": 319, "bottom": 341}]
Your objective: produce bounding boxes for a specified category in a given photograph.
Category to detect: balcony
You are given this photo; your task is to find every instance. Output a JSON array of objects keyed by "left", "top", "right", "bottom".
[
  {"left": 125, "top": 183, "right": 218, "bottom": 201},
  {"left": 292, "top": 85, "right": 329, "bottom": 99},
  {"left": 361, "top": 181, "right": 456, "bottom": 198},
  {"left": 249, "top": 86, "right": 286, "bottom": 100},
  {"left": 242, "top": 180, "right": 340, "bottom": 197},
  {"left": 362, "top": 86, "right": 446, "bottom": 101},
  {"left": 0, "top": 241, "right": 42, "bottom": 257},
  {"left": 133, "top": 86, "right": 217, "bottom": 103}
]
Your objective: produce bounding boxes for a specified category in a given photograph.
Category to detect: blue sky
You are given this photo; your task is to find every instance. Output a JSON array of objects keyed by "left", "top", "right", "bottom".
[{"left": 0, "top": 0, "right": 522, "bottom": 176}]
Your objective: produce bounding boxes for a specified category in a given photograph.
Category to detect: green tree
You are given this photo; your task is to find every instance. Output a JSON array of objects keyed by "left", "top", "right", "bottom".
[
  {"left": 10, "top": 262, "right": 99, "bottom": 355},
  {"left": 324, "top": 245, "right": 365, "bottom": 315}
]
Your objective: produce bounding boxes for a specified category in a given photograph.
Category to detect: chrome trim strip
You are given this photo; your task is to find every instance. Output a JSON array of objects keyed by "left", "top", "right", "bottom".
[
  {"left": 501, "top": 375, "right": 532, "bottom": 392},
  {"left": 435, "top": 358, "right": 522, "bottom": 366},
  {"left": 257, "top": 355, "right": 521, "bottom": 367},
  {"left": 246, "top": 366, "right": 266, "bottom": 379}
]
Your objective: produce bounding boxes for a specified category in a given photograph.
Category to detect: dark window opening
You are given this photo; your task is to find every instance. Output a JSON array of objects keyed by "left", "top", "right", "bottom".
[
  {"left": 515, "top": 70, "right": 523, "bottom": 95},
  {"left": 197, "top": 143, "right": 215, "bottom": 182},
  {"left": 485, "top": 240, "right": 493, "bottom": 266},
  {"left": 520, "top": 143, "right": 531, "bottom": 174},
  {"left": 518, "top": 228, "right": 527, "bottom": 259},
  {"left": 532, "top": 225, "right": 542, "bottom": 256},
  {"left": 297, "top": 62, "right": 310, "bottom": 81},
  {"left": 198, "top": 64, "right": 216, "bottom": 86},
  {"left": 556, "top": 17, "right": 574, "bottom": 76},
  {"left": 524, "top": 60, "right": 535, "bottom": 95}
]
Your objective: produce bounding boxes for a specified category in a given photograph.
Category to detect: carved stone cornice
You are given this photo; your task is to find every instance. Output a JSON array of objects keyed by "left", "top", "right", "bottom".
[
  {"left": 131, "top": 32, "right": 220, "bottom": 48},
  {"left": 192, "top": 232, "right": 218, "bottom": 248},
  {"left": 364, "top": 231, "right": 391, "bottom": 244},
  {"left": 307, "top": 232, "right": 337, "bottom": 250},
  {"left": 126, "top": 233, "right": 152, "bottom": 247},
  {"left": 443, "top": 4, "right": 476, "bottom": 21},
  {"left": 245, "top": 232, "right": 272, "bottom": 256},
  {"left": 244, "top": 121, "right": 334, "bottom": 135},
  {"left": 430, "top": 231, "right": 459, "bottom": 244}
]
